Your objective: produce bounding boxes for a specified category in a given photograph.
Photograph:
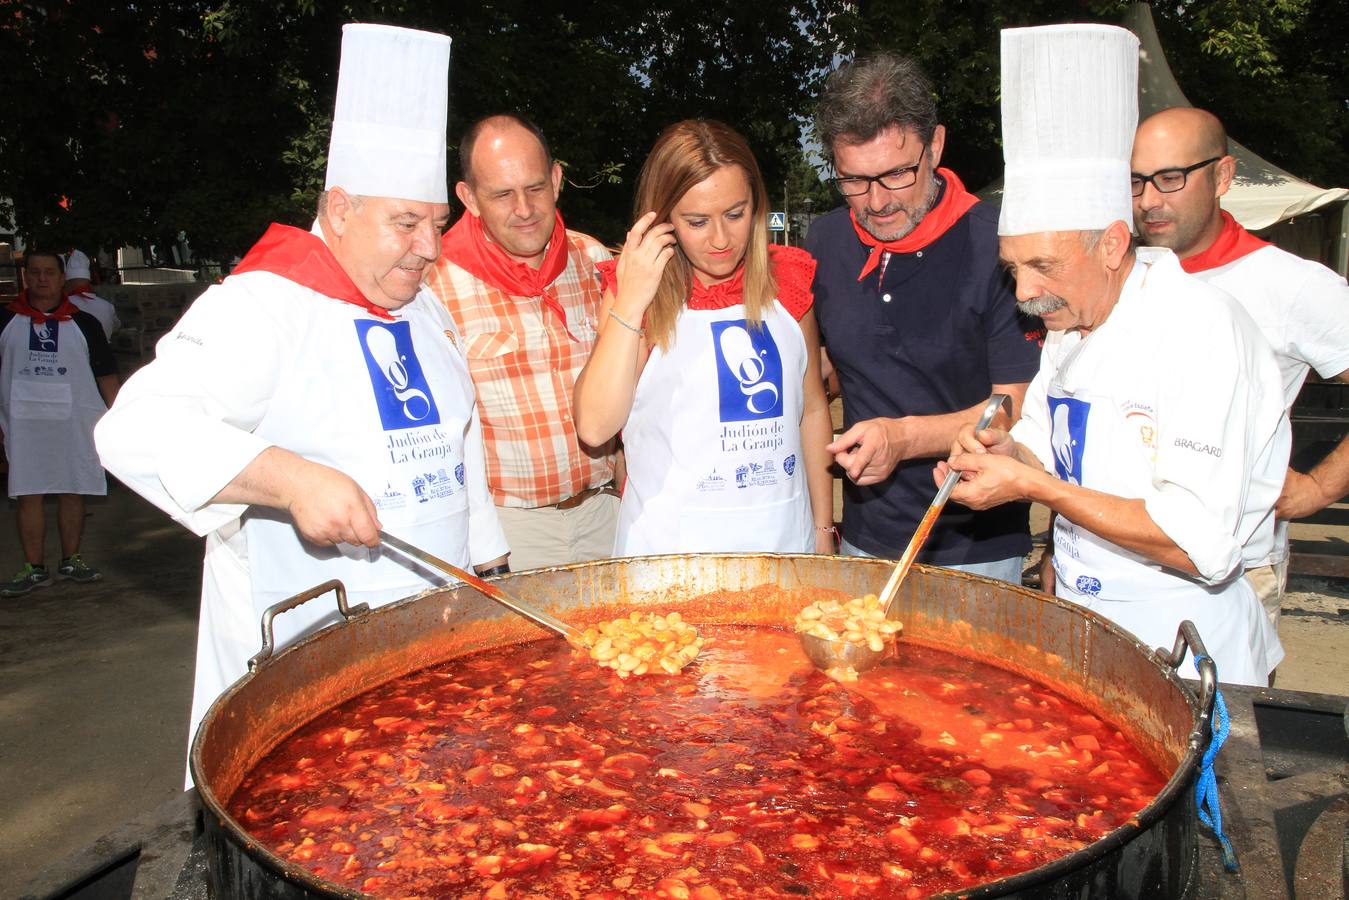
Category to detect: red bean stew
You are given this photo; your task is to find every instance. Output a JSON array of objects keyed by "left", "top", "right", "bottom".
[{"left": 230, "top": 625, "right": 1163, "bottom": 898}]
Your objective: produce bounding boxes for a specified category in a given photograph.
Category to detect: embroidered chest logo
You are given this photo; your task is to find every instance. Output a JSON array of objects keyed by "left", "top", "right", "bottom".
[
  {"left": 1048, "top": 396, "right": 1090, "bottom": 486},
  {"left": 355, "top": 320, "right": 441, "bottom": 432},
  {"left": 29, "top": 321, "right": 59, "bottom": 353},
  {"left": 711, "top": 319, "right": 783, "bottom": 422}
]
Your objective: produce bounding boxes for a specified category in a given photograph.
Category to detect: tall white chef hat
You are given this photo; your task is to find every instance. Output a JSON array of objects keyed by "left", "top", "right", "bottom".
[
  {"left": 324, "top": 23, "right": 452, "bottom": 204},
  {"left": 64, "top": 249, "right": 92, "bottom": 281},
  {"left": 998, "top": 24, "right": 1139, "bottom": 237}
]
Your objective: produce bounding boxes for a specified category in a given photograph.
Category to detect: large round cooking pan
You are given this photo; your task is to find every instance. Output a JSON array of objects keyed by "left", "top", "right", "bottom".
[{"left": 192, "top": 554, "right": 1216, "bottom": 898}]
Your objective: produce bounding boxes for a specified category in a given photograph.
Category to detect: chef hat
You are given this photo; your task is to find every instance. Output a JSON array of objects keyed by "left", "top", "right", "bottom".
[
  {"left": 324, "top": 23, "right": 452, "bottom": 204},
  {"left": 998, "top": 24, "right": 1139, "bottom": 237},
  {"left": 64, "top": 249, "right": 91, "bottom": 281}
]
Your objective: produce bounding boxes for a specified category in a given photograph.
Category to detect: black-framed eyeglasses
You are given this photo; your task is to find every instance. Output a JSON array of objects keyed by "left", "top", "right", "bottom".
[
  {"left": 1130, "top": 157, "right": 1221, "bottom": 197},
  {"left": 831, "top": 145, "right": 928, "bottom": 196}
]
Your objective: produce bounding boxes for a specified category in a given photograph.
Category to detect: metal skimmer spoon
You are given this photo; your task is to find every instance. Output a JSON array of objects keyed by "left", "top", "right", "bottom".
[{"left": 800, "top": 393, "right": 1013, "bottom": 675}]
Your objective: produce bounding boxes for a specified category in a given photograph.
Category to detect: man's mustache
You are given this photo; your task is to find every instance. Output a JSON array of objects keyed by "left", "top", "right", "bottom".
[{"left": 1017, "top": 292, "right": 1067, "bottom": 317}]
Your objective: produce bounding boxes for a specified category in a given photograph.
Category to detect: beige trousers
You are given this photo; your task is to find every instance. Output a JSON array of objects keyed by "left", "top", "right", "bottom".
[
  {"left": 496, "top": 493, "right": 620, "bottom": 572},
  {"left": 1244, "top": 558, "right": 1289, "bottom": 631}
]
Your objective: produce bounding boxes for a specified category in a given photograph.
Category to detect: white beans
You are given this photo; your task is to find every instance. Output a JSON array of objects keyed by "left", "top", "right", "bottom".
[
  {"left": 794, "top": 593, "right": 902, "bottom": 650},
  {"left": 582, "top": 611, "right": 704, "bottom": 678}
]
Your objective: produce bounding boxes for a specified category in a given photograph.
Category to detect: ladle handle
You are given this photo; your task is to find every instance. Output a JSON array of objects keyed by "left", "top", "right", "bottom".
[
  {"left": 379, "top": 531, "right": 588, "bottom": 646},
  {"left": 878, "top": 393, "right": 1011, "bottom": 613}
]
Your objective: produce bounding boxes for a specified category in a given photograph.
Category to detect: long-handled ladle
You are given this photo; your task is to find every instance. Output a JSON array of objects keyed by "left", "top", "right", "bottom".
[
  {"left": 379, "top": 530, "right": 589, "bottom": 649},
  {"left": 799, "top": 393, "right": 1012, "bottom": 675}
]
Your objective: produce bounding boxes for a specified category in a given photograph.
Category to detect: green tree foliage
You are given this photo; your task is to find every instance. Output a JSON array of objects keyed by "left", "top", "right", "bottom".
[
  {"left": 1, "top": 1, "right": 1340, "bottom": 261},
  {"left": 0, "top": 1, "right": 309, "bottom": 258},
  {"left": 831, "top": 1, "right": 1343, "bottom": 192},
  {"left": 1146, "top": 0, "right": 1347, "bottom": 186},
  {"left": 2, "top": 1, "right": 845, "bottom": 256}
]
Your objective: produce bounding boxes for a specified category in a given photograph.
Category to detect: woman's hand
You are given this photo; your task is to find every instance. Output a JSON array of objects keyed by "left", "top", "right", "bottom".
[{"left": 615, "top": 211, "right": 677, "bottom": 315}]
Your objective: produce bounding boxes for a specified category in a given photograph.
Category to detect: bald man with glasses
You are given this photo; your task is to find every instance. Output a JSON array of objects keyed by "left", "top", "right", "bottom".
[{"left": 1133, "top": 106, "right": 1349, "bottom": 637}]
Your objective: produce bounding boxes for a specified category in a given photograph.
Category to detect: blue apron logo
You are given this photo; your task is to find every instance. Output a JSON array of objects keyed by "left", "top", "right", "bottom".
[
  {"left": 29, "top": 321, "right": 58, "bottom": 352},
  {"left": 711, "top": 319, "right": 783, "bottom": 422},
  {"left": 1075, "top": 575, "right": 1103, "bottom": 596},
  {"left": 355, "top": 321, "right": 441, "bottom": 432},
  {"left": 783, "top": 453, "right": 796, "bottom": 476},
  {"left": 1047, "top": 395, "right": 1090, "bottom": 486},
  {"left": 454, "top": 463, "right": 465, "bottom": 486}
]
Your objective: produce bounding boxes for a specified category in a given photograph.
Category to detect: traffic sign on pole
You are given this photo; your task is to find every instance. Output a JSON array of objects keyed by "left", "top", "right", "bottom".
[{"left": 767, "top": 212, "right": 786, "bottom": 232}]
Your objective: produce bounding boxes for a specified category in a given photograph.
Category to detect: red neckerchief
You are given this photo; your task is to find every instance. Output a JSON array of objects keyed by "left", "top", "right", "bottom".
[
  {"left": 688, "top": 264, "right": 746, "bottom": 311},
  {"left": 687, "top": 245, "right": 815, "bottom": 318},
  {"left": 1180, "top": 210, "right": 1271, "bottom": 274},
  {"left": 440, "top": 209, "right": 573, "bottom": 337},
  {"left": 10, "top": 291, "right": 80, "bottom": 323},
  {"left": 231, "top": 223, "right": 395, "bottom": 321},
  {"left": 851, "top": 167, "right": 978, "bottom": 281}
]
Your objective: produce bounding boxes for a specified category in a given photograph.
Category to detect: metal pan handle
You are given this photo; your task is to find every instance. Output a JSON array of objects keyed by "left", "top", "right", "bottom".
[
  {"left": 248, "top": 579, "right": 370, "bottom": 671},
  {"left": 1159, "top": 619, "right": 1219, "bottom": 746}
]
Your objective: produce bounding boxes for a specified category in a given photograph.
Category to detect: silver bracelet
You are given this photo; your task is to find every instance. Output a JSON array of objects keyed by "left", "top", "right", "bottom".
[{"left": 608, "top": 308, "right": 644, "bottom": 337}]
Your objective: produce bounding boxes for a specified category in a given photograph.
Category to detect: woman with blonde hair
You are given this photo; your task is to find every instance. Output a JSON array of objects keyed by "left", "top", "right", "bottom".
[{"left": 574, "top": 119, "right": 835, "bottom": 555}]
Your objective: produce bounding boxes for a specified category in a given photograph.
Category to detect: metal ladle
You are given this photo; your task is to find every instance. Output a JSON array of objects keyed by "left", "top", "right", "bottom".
[
  {"left": 800, "top": 393, "right": 1013, "bottom": 675},
  {"left": 379, "top": 531, "right": 590, "bottom": 649}
]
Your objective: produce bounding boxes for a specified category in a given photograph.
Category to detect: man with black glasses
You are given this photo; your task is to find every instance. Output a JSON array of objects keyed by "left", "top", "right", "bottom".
[
  {"left": 1133, "top": 106, "right": 1349, "bottom": 634},
  {"left": 805, "top": 53, "right": 1040, "bottom": 583}
]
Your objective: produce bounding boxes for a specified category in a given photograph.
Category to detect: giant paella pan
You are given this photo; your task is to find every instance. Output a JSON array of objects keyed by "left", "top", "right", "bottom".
[{"left": 192, "top": 553, "right": 1215, "bottom": 898}]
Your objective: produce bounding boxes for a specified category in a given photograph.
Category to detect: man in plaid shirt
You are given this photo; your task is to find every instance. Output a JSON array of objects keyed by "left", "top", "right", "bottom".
[{"left": 428, "top": 114, "right": 618, "bottom": 570}]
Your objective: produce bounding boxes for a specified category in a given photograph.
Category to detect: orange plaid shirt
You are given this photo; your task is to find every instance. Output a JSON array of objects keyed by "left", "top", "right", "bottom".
[{"left": 426, "top": 229, "right": 615, "bottom": 508}]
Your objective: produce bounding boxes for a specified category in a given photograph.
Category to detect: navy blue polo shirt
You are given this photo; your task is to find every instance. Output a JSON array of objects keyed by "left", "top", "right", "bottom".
[{"left": 807, "top": 192, "right": 1041, "bottom": 565}]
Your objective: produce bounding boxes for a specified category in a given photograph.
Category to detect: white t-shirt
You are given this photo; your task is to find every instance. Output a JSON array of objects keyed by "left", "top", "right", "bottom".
[
  {"left": 1194, "top": 244, "right": 1349, "bottom": 402},
  {"left": 69, "top": 290, "right": 120, "bottom": 340},
  {"left": 1192, "top": 243, "right": 1349, "bottom": 566}
]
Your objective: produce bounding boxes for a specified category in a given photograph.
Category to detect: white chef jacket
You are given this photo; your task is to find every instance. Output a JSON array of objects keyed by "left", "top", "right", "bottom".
[
  {"left": 69, "top": 290, "right": 120, "bottom": 341},
  {"left": 1190, "top": 244, "right": 1349, "bottom": 567},
  {"left": 1, "top": 310, "right": 110, "bottom": 497},
  {"left": 616, "top": 301, "right": 814, "bottom": 555},
  {"left": 1011, "top": 247, "right": 1288, "bottom": 685},
  {"left": 95, "top": 267, "right": 508, "bottom": 784}
]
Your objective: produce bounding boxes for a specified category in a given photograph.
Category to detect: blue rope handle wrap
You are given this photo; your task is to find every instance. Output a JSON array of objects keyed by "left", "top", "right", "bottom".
[{"left": 1193, "top": 654, "right": 1239, "bottom": 872}]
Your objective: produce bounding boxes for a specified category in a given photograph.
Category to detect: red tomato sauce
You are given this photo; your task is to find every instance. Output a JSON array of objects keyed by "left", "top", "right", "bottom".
[{"left": 229, "top": 626, "right": 1164, "bottom": 898}]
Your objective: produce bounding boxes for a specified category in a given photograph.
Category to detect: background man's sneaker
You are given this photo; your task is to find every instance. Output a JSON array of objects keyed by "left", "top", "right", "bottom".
[
  {"left": 2, "top": 564, "right": 52, "bottom": 596},
  {"left": 57, "top": 555, "right": 102, "bottom": 583}
]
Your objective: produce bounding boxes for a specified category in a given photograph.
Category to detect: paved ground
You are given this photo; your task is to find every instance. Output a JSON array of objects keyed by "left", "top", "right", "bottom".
[{"left": 1, "top": 484, "right": 1345, "bottom": 894}]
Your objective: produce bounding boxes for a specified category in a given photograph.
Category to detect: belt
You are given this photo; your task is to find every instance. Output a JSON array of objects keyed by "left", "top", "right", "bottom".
[{"left": 552, "top": 482, "right": 620, "bottom": 511}]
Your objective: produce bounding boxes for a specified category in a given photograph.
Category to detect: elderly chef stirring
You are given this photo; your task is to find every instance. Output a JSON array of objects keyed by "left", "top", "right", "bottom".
[
  {"left": 937, "top": 24, "right": 1288, "bottom": 686},
  {"left": 96, "top": 24, "right": 508, "bottom": 781}
]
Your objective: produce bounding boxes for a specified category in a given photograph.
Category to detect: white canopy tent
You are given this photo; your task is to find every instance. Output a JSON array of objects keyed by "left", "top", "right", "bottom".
[{"left": 983, "top": 3, "right": 1349, "bottom": 275}]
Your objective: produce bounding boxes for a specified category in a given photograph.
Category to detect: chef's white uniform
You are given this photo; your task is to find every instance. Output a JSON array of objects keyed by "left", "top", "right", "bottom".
[
  {"left": 1012, "top": 248, "right": 1288, "bottom": 685},
  {"left": 616, "top": 302, "right": 814, "bottom": 555},
  {"left": 1, "top": 310, "right": 110, "bottom": 497},
  {"left": 95, "top": 268, "right": 508, "bottom": 781},
  {"left": 1191, "top": 245, "right": 1349, "bottom": 570},
  {"left": 68, "top": 290, "right": 120, "bottom": 341}
]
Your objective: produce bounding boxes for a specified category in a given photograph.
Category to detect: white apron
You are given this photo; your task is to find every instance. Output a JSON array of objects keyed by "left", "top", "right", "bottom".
[
  {"left": 616, "top": 302, "right": 813, "bottom": 555},
  {"left": 0, "top": 313, "right": 107, "bottom": 497},
  {"left": 187, "top": 302, "right": 477, "bottom": 777}
]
